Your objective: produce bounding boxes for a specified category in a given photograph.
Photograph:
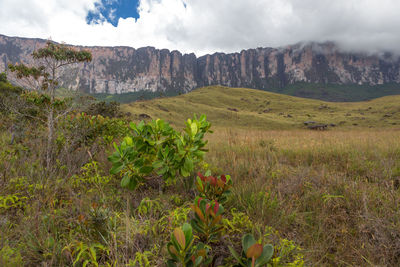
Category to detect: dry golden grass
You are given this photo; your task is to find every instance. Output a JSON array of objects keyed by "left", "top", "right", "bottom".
[
  {"left": 205, "top": 128, "right": 400, "bottom": 266},
  {"left": 208, "top": 128, "right": 400, "bottom": 154}
]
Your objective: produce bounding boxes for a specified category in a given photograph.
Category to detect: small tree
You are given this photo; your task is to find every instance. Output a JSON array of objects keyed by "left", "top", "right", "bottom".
[
  {"left": 8, "top": 41, "right": 92, "bottom": 170},
  {"left": 0, "top": 72, "right": 7, "bottom": 83}
]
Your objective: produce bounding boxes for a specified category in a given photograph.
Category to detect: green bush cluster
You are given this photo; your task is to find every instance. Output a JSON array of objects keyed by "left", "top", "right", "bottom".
[{"left": 108, "top": 115, "right": 211, "bottom": 190}]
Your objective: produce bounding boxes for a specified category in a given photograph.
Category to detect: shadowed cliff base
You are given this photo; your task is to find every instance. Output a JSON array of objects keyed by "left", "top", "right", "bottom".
[{"left": 94, "top": 82, "right": 400, "bottom": 103}]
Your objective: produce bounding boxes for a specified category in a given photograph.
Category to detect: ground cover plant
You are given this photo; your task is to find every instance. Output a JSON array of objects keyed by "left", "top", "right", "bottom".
[{"left": 1, "top": 62, "right": 400, "bottom": 266}]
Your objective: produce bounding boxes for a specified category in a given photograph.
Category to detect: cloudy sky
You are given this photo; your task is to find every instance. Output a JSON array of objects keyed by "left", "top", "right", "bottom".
[{"left": 0, "top": 0, "right": 399, "bottom": 56}]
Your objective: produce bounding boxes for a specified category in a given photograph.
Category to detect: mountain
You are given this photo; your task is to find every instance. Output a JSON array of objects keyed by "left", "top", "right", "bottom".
[{"left": 1, "top": 34, "right": 400, "bottom": 98}]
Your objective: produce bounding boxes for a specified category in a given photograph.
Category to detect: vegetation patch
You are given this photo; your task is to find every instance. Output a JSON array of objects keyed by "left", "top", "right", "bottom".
[{"left": 0, "top": 43, "right": 399, "bottom": 266}]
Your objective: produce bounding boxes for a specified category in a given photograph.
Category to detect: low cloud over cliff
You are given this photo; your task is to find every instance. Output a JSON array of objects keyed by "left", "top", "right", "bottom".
[{"left": 0, "top": 0, "right": 399, "bottom": 55}]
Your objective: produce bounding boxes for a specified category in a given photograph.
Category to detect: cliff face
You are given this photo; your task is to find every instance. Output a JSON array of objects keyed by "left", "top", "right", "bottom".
[{"left": 1, "top": 34, "right": 400, "bottom": 94}]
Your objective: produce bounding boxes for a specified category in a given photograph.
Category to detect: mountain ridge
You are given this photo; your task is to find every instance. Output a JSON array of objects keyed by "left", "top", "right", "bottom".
[{"left": 1, "top": 34, "right": 400, "bottom": 96}]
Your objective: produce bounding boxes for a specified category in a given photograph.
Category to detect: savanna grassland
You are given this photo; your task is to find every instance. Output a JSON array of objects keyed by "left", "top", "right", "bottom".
[
  {"left": 1, "top": 79, "right": 400, "bottom": 267},
  {"left": 206, "top": 129, "right": 400, "bottom": 266},
  {"left": 123, "top": 86, "right": 400, "bottom": 265}
]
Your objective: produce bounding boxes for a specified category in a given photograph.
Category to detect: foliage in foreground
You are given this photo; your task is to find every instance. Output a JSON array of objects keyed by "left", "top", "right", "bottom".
[
  {"left": 3, "top": 75, "right": 398, "bottom": 265},
  {"left": 108, "top": 115, "right": 211, "bottom": 190}
]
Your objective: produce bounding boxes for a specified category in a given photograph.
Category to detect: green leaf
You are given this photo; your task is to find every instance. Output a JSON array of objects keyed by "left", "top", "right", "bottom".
[
  {"left": 228, "top": 246, "right": 246, "bottom": 266},
  {"left": 157, "top": 166, "right": 168, "bottom": 175},
  {"left": 196, "top": 176, "right": 204, "bottom": 191},
  {"left": 107, "top": 152, "right": 120, "bottom": 163},
  {"left": 191, "top": 122, "right": 198, "bottom": 136},
  {"left": 137, "top": 121, "right": 145, "bottom": 131},
  {"left": 184, "top": 157, "right": 194, "bottom": 173},
  {"left": 139, "top": 165, "right": 154, "bottom": 175},
  {"left": 182, "top": 223, "right": 193, "bottom": 248},
  {"left": 121, "top": 175, "right": 130, "bottom": 188},
  {"left": 134, "top": 158, "right": 144, "bottom": 168},
  {"left": 242, "top": 234, "right": 256, "bottom": 254},
  {"left": 113, "top": 142, "right": 119, "bottom": 152},
  {"left": 190, "top": 219, "right": 204, "bottom": 234},
  {"left": 152, "top": 160, "right": 164, "bottom": 169},
  {"left": 194, "top": 256, "right": 203, "bottom": 266},
  {"left": 180, "top": 167, "right": 190, "bottom": 177},
  {"left": 124, "top": 136, "right": 133, "bottom": 146},
  {"left": 128, "top": 177, "right": 138, "bottom": 190},
  {"left": 129, "top": 122, "right": 137, "bottom": 131},
  {"left": 110, "top": 162, "right": 124, "bottom": 174},
  {"left": 256, "top": 244, "right": 274, "bottom": 265}
]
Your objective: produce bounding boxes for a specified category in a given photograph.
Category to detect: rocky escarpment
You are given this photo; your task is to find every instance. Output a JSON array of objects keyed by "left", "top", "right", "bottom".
[{"left": 1, "top": 34, "right": 400, "bottom": 94}]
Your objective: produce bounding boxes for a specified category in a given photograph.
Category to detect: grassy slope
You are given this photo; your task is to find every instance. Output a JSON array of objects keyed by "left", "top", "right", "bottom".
[{"left": 122, "top": 85, "right": 400, "bottom": 130}]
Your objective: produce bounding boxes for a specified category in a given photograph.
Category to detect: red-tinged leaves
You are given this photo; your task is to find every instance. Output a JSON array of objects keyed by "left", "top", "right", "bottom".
[
  {"left": 197, "top": 197, "right": 203, "bottom": 207},
  {"left": 192, "top": 205, "right": 205, "bottom": 222},
  {"left": 217, "top": 179, "right": 225, "bottom": 188},
  {"left": 211, "top": 214, "right": 222, "bottom": 227},
  {"left": 220, "top": 175, "right": 227, "bottom": 183},
  {"left": 213, "top": 201, "right": 219, "bottom": 214},
  {"left": 209, "top": 176, "right": 217, "bottom": 186},
  {"left": 196, "top": 180, "right": 204, "bottom": 193},
  {"left": 168, "top": 244, "right": 178, "bottom": 256},
  {"left": 246, "top": 243, "right": 263, "bottom": 259},
  {"left": 198, "top": 172, "right": 206, "bottom": 181},
  {"left": 173, "top": 228, "right": 186, "bottom": 249},
  {"left": 205, "top": 203, "right": 211, "bottom": 216}
]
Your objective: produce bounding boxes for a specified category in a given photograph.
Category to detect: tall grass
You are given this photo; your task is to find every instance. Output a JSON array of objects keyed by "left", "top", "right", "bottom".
[{"left": 206, "top": 129, "right": 400, "bottom": 266}]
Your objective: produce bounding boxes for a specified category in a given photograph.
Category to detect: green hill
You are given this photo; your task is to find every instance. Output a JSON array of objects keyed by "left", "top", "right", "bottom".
[{"left": 122, "top": 85, "right": 400, "bottom": 130}]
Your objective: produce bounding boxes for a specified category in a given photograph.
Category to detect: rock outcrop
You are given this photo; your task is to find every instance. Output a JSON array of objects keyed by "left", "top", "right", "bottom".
[{"left": 1, "top": 34, "right": 399, "bottom": 94}]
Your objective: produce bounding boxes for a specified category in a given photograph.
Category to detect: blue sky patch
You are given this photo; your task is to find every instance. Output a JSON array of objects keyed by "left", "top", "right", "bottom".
[{"left": 86, "top": 0, "right": 140, "bottom": 27}]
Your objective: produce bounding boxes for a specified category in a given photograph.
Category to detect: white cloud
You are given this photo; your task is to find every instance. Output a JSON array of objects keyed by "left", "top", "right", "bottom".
[{"left": 0, "top": 0, "right": 400, "bottom": 56}]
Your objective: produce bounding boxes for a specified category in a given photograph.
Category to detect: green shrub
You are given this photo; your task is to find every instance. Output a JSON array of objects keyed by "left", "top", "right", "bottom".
[{"left": 108, "top": 115, "right": 211, "bottom": 190}]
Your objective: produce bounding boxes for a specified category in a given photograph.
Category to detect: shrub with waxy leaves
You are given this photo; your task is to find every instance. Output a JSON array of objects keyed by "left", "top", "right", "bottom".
[
  {"left": 190, "top": 197, "right": 224, "bottom": 244},
  {"left": 108, "top": 115, "right": 211, "bottom": 190},
  {"left": 229, "top": 234, "right": 274, "bottom": 267},
  {"left": 195, "top": 172, "right": 232, "bottom": 204},
  {"left": 167, "top": 223, "right": 211, "bottom": 267}
]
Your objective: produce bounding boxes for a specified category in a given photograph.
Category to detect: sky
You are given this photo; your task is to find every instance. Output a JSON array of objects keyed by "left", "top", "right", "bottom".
[{"left": 0, "top": 0, "right": 399, "bottom": 56}]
